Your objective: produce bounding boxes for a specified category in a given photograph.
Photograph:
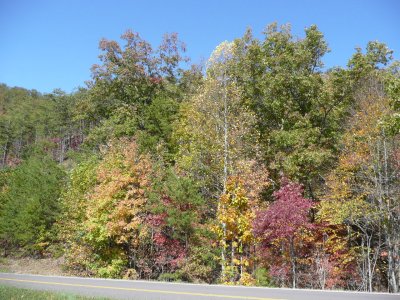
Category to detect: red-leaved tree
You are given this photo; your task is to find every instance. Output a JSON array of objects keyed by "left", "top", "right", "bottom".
[{"left": 254, "top": 178, "right": 313, "bottom": 288}]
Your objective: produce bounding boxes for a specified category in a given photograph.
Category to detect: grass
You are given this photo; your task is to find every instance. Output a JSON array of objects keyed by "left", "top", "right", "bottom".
[{"left": 0, "top": 285, "right": 111, "bottom": 300}]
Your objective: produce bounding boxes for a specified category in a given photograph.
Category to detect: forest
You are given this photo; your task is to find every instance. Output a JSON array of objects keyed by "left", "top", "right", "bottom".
[{"left": 0, "top": 23, "right": 399, "bottom": 293}]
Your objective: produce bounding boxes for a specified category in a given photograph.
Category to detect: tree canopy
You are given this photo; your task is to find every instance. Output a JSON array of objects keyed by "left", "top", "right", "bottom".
[{"left": 0, "top": 24, "right": 399, "bottom": 292}]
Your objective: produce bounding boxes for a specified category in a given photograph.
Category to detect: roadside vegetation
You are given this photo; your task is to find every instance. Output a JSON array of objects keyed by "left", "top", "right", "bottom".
[
  {"left": 0, "top": 23, "right": 399, "bottom": 292},
  {"left": 0, "top": 285, "right": 110, "bottom": 300}
]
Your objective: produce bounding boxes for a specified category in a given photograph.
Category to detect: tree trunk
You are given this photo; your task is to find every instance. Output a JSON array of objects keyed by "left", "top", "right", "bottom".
[
  {"left": 290, "top": 238, "right": 296, "bottom": 288},
  {"left": 240, "top": 241, "right": 243, "bottom": 278},
  {"left": 221, "top": 73, "right": 229, "bottom": 281},
  {"left": 231, "top": 240, "right": 235, "bottom": 283},
  {"left": 367, "top": 235, "right": 373, "bottom": 292}
]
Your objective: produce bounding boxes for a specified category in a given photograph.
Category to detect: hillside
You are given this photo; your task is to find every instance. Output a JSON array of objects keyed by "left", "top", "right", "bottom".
[{"left": 0, "top": 24, "right": 399, "bottom": 292}]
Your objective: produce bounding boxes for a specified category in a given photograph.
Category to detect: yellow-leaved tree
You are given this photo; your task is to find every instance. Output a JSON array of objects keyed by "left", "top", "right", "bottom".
[
  {"left": 216, "top": 176, "right": 254, "bottom": 285},
  {"left": 63, "top": 139, "right": 153, "bottom": 278}
]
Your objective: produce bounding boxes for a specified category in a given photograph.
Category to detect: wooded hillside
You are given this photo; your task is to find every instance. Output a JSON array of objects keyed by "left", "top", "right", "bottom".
[{"left": 0, "top": 23, "right": 399, "bottom": 292}]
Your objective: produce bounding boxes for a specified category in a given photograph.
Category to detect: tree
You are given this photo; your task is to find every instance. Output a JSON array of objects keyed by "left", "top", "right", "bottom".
[
  {"left": 174, "top": 41, "right": 265, "bottom": 281},
  {"left": 319, "top": 73, "right": 400, "bottom": 292},
  {"left": 254, "top": 179, "right": 313, "bottom": 288},
  {"left": 137, "top": 94, "right": 180, "bottom": 161},
  {"left": 62, "top": 139, "right": 153, "bottom": 278},
  {"left": 233, "top": 24, "right": 351, "bottom": 198},
  {"left": 0, "top": 154, "right": 65, "bottom": 255},
  {"left": 215, "top": 176, "right": 255, "bottom": 284},
  {"left": 174, "top": 41, "right": 260, "bottom": 197},
  {"left": 79, "top": 30, "right": 188, "bottom": 156},
  {"left": 382, "top": 61, "right": 400, "bottom": 135},
  {"left": 147, "top": 168, "right": 207, "bottom": 279}
]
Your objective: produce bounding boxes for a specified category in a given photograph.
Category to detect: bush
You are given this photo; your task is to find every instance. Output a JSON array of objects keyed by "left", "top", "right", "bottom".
[
  {"left": 255, "top": 267, "right": 272, "bottom": 287},
  {"left": 97, "top": 258, "right": 126, "bottom": 278},
  {"left": 158, "top": 272, "right": 183, "bottom": 282}
]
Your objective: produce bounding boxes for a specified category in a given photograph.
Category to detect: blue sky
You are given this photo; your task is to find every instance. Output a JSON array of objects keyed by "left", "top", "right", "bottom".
[{"left": 0, "top": 0, "right": 399, "bottom": 93}]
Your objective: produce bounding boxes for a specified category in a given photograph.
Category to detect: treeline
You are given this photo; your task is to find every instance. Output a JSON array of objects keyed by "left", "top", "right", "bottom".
[{"left": 0, "top": 23, "right": 399, "bottom": 292}]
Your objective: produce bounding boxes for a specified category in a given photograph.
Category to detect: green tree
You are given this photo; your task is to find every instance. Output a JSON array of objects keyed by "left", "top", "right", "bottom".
[
  {"left": 233, "top": 24, "right": 351, "bottom": 197},
  {"left": 0, "top": 155, "right": 65, "bottom": 255}
]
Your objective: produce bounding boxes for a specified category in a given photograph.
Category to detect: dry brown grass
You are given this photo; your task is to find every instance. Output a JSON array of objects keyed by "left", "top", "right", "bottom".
[{"left": 0, "top": 257, "right": 66, "bottom": 276}]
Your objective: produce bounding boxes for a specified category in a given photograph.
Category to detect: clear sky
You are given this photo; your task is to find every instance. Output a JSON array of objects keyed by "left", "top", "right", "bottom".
[{"left": 0, "top": 0, "right": 399, "bottom": 93}]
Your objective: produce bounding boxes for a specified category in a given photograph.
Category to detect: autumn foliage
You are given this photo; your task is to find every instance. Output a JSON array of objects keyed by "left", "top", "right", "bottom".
[{"left": 0, "top": 24, "right": 399, "bottom": 292}]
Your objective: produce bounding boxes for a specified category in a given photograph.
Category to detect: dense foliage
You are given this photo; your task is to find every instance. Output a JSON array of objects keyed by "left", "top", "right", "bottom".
[{"left": 0, "top": 24, "right": 399, "bottom": 292}]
